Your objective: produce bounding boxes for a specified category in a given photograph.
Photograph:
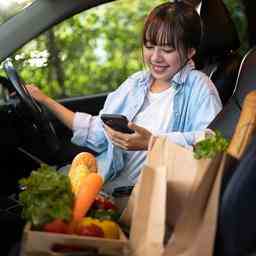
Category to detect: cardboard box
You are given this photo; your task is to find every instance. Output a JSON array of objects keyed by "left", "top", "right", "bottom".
[{"left": 20, "top": 223, "right": 129, "bottom": 256}]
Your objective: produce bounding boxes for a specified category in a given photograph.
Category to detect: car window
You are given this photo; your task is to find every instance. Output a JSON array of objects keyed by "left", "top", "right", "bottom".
[
  {"left": 0, "top": 0, "right": 248, "bottom": 102},
  {"left": 0, "top": 0, "right": 35, "bottom": 25},
  {"left": 5, "top": 0, "right": 165, "bottom": 100}
]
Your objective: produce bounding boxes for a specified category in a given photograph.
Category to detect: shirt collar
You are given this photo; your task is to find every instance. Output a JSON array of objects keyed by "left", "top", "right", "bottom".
[
  {"left": 139, "top": 60, "right": 195, "bottom": 88},
  {"left": 171, "top": 59, "right": 195, "bottom": 86}
]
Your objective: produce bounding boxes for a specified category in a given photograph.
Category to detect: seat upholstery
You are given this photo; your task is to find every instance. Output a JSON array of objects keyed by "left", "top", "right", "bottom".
[
  {"left": 208, "top": 97, "right": 240, "bottom": 139},
  {"left": 194, "top": 0, "right": 242, "bottom": 105},
  {"left": 197, "top": 0, "right": 240, "bottom": 58},
  {"left": 212, "top": 47, "right": 256, "bottom": 253},
  {"left": 209, "top": 47, "right": 256, "bottom": 139},
  {"left": 210, "top": 52, "right": 242, "bottom": 105},
  {"left": 233, "top": 47, "right": 256, "bottom": 106},
  {"left": 210, "top": 47, "right": 256, "bottom": 256}
]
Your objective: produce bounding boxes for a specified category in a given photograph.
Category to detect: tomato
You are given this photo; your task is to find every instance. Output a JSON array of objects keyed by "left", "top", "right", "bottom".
[
  {"left": 43, "top": 219, "right": 69, "bottom": 234},
  {"left": 76, "top": 223, "right": 104, "bottom": 238},
  {"left": 92, "top": 195, "right": 117, "bottom": 211},
  {"left": 76, "top": 217, "right": 119, "bottom": 239}
]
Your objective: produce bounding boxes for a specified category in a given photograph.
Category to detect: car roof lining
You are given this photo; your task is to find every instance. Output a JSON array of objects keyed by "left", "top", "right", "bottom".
[{"left": 0, "top": 0, "right": 115, "bottom": 62}]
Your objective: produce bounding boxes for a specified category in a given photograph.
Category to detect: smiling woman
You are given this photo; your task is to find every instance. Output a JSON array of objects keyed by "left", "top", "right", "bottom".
[{"left": 0, "top": 0, "right": 248, "bottom": 255}]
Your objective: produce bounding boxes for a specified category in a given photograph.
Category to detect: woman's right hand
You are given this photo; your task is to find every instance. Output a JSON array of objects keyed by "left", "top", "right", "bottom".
[{"left": 25, "top": 84, "right": 49, "bottom": 104}]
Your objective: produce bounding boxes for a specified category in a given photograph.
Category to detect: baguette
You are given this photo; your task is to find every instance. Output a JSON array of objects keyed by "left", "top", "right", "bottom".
[
  {"left": 69, "top": 152, "right": 98, "bottom": 195},
  {"left": 228, "top": 91, "right": 256, "bottom": 159}
]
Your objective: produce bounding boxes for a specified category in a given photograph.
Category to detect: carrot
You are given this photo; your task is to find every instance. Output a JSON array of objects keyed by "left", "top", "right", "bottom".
[{"left": 73, "top": 173, "right": 103, "bottom": 221}]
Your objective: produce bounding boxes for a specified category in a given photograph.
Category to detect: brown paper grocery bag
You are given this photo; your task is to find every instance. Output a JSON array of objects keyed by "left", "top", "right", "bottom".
[
  {"left": 123, "top": 136, "right": 227, "bottom": 256},
  {"left": 129, "top": 165, "right": 167, "bottom": 256},
  {"left": 163, "top": 151, "right": 228, "bottom": 256},
  {"left": 164, "top": 91, "right": 256, "bottom": 255}
]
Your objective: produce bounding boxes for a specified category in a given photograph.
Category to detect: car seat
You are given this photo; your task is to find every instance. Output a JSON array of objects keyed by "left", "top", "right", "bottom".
[
  {"left": 194, "top": 0, "right": 242, "bottom": 105},
  {"left": 207, "top": 45, "right": 256, "bottom": 256},
  {"left": 209, "top": 46, "right": 256, "bottom": 139}
]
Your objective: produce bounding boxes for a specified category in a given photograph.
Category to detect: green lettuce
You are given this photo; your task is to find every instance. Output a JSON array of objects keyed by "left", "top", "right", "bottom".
[
  {"left": 19, "top": 164, "right": 74, "bottom": 228},
  {"left": 193, "top": 130, "right": 229, "bottom": 159}
]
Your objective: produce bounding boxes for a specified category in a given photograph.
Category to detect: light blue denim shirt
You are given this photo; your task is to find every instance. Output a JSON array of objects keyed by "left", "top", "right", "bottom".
[{"left": 71, "top": 62, "right": 222, "bottom": 185}]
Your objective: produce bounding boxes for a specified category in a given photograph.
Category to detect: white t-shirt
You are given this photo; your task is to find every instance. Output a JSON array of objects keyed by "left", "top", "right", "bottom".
[{"left": 103, "top": 86, "right": 175, "bottom": 191}]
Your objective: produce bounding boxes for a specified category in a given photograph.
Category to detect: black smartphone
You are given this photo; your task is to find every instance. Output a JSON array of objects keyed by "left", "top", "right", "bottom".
[{"left": 101, "top": 114, "right": 134, "bottom": 134}]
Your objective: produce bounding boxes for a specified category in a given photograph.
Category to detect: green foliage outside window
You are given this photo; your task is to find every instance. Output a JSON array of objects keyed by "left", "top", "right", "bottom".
[
  {"left": 0, "top": 0, "right": 248, "bottom": 100},
  {"left": 10, "top": 0, "right": 166, "bottom": 99}
]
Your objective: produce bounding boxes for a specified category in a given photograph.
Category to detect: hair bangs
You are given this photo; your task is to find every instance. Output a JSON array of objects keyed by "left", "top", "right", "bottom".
[{"left": 144, "top": 18, "right": 175, "bottom": 47}]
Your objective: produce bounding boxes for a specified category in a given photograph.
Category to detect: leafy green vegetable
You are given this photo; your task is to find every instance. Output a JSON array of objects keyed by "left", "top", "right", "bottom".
[
  {"left": 88, "top": 209, "right": 121, "bottom": 222},
  {"left": 193, "top": 130, "right": 229, "bottom": 159},
  {"left": 18, "top": 164, "right": 74, "bottom": 228}
]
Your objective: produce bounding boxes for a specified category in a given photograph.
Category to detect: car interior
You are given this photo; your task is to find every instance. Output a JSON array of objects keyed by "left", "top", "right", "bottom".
[
  {"left": 0, "top": 0, "right": 255, "bottom": 255},
  {"left": 209, "top": 46, "right": 256, "bottom": 139},
  {"left": 0, "top": 0, "right": 244, "bottom": 198},
  {"left": 192, "top": 0, "right": 246, "bottom": 142},
  {"left": 193, "top": 0, "right": 256, "bottom": 144},
  {"left": 0, "top": 0, "right": 111, "bottom": 198},
  {"left": 195, "top": 0, "right": 241, "bottom": 106}
]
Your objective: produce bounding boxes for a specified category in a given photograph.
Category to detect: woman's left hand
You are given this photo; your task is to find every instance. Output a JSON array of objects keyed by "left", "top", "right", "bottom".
[{"left": 104, "top": 122, "right": 152, "bottom": 150}]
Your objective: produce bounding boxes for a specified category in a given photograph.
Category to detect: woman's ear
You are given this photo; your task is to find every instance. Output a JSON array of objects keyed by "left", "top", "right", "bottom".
[{"left": 188, "top": 48, "right": 196, "bottom": 59}]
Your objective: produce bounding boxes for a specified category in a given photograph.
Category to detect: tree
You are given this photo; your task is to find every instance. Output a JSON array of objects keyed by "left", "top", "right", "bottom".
[{"left": 10, "top": 0, "right": 165, "bottom": 99}]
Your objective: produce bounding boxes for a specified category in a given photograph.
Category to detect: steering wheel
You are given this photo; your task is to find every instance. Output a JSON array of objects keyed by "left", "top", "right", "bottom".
[{"left": 3, "top": 58, "right": 60, "bottom": 157}]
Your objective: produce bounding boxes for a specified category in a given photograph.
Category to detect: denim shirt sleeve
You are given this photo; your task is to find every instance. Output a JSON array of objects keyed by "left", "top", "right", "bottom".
[
  {"left": 71, "top": 112, "right": 107, "bottom": 153},
  {"left": 155, "top": 71, "right": 223, "bottom": 148},
  {"left": 71, "top": 71, "right": 145, "bottom": 153}
]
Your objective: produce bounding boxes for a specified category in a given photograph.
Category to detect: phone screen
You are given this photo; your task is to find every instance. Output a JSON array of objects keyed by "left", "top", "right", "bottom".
[{"left": 101, "top": 114, "right": 134, "bottom": 134}]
